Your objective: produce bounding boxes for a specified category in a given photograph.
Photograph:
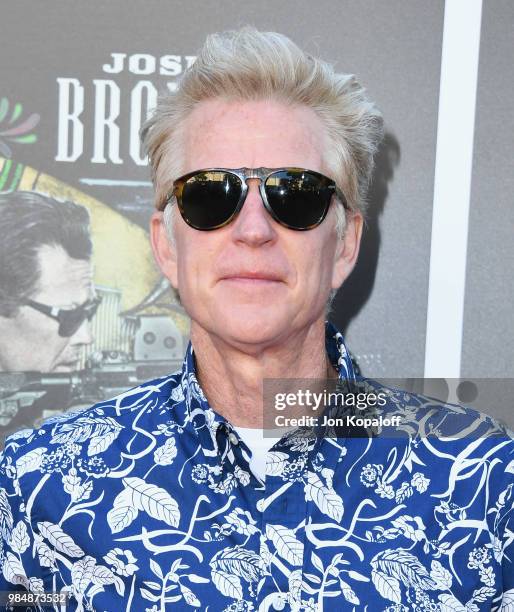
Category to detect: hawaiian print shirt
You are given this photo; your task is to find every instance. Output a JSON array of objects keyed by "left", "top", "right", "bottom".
[{"left": 0, "top": 323, "right": 513, "bottom": 612}]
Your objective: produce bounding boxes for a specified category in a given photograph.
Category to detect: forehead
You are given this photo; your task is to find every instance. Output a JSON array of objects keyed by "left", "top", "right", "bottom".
[
  {"left": 34, "top": 244, "right": 93, "bottom": 303},
  {"left": 180, "top": 98, "right": 329, "bottom": 173}
]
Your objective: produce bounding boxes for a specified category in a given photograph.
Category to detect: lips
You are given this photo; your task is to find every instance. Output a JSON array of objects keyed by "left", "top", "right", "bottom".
[{"left": 220, "top": 271, "right": 284, "bottom": 282}]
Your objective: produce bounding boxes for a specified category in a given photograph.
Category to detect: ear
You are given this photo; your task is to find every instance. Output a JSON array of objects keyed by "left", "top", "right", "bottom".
[
  {"left": 150, "top": 210, "right": 178, "bottom": 288},
  {"left": 332, "top": 211, "right": 363, "bottom": 289}
]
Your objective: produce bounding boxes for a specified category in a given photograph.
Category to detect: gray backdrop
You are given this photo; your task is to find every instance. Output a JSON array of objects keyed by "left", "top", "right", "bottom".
[
  {"left": 462, "top": 0, "right": 514, "bottom": 378},
  {"left": 0, "top": 1, "right": 512, "bottom": 437}
]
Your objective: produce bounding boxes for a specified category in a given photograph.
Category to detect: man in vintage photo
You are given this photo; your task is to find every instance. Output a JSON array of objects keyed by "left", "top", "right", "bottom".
[
  {"left": 0, "top": 191, "right": 98, "bottom": 373},
  {"left": 0, "top": 28, "right": 512, "bottom": 611}
]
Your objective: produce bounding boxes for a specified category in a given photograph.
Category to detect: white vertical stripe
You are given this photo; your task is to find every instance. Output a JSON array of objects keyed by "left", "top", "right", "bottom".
[{"left": 424, "top": 0, "right": 483, "bottom": 378}]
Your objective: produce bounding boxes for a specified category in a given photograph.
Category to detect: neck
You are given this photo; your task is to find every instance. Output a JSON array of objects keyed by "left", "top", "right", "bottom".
[{"left": 190, "top": 319, "right": 338, "bottom": 427}]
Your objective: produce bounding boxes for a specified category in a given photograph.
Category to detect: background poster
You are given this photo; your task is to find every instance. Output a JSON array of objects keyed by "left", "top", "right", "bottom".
[{"left": 0, "top": 1, "right": 512, "bottom": 442}]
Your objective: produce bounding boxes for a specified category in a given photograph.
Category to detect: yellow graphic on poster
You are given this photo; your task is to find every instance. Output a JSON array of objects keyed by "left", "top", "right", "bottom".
[{"left": 4, "top": 157, "right": 158, "bottom": 310}]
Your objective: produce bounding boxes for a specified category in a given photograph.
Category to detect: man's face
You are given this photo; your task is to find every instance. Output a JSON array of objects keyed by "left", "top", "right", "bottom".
[
  {"left": 151, "top": 99, "right": 362, "bottom": 351},
  {"left": 0, "top": 244, "right": 95, "bottom": 372}
]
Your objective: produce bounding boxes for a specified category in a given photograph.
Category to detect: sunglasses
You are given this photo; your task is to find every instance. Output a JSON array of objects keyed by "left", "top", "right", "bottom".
[
  {"left": 165, "top": 167, "right": 348, "bottom": 231},
  {"left": 23, "top": 296, "right": 102, "bottom": 338}
]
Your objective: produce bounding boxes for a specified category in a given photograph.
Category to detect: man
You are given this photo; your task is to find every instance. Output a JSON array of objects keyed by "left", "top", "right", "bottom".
[
  {"left": 0, "top": 191, "right": 97, "bottom": 373},
  {"left": 0, "top": 28, "right": 512, "bottom": 611},
  {"left": 0, "top": 192, "right": 99, "bottom": 435}
]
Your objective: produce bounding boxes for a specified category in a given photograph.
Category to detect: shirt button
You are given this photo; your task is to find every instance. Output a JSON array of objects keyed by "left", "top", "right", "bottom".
[{"left": 229, "top": 432, "right": 239, "bottom": 445}]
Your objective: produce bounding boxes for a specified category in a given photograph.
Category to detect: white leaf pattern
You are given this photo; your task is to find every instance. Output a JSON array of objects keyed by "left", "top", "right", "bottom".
[
  {"left": 88, "top": 428, "right": 122, "bottom": 456},
  {"left": 140, "top": 587, "right": 160, "bottom": 602},
  {"left": 311, "top": 550, "right": 324, "bottom": 573},
  {"left": 347, "top": 570, "right": 370, "bottom": 582},
  {"left": 501, "top": 589, "right": 514, "bottom": 611},
  {"left": 371, "top": 548, "right": 437, "bottom": 590},
  {"left": 265, "top": 452, "right": 289, "bottom": 476},
  {"left": 472, "top": 586, "right": 496, "bottom": 602},
  {"left": 154, "top": 437, "right": 177, "bottom": 466},
  {"left": 9, "top": 521, "right": 29, "bottom": 554},
  {"left": 149, "top": 558, "right": 163, "bottom": 579},
  {"left": 35, "top": 539, "right": 56, "bottom": 568},
  {"left": 211, "top": 546, "right": 263, "bottom": 582},
  {"left": 71, "top": 555, "right": 96, "bottom": 595},
  {"left": 340, "top": 578, "right": 360, "bottom": 604},
  {"left": 288, "top": 569, "right": 303, "bottom": 603},
  {"left": 266, "top": 524, "right": 304, "bottom": 566},
  {"left": 51, "top": 416, "right": 121, "bottom": 448},
  {"left": 188, "top": 573, "right": 210, "bottom": 583},
  {"left": 0, "top": 489, "right": 13, "bottom": 540},
  {"left": 113, "top": 575, "right": 125, "bottom": 597},
  {"left": 122, "top": 477, "right": 180, "bottom": 527},
  {"left": 371, "top": 569, "right": 401, "bottom": 603},
  {"left": 15, "top": 447, "right": 47, "bottom": 477},
  {"left": 211, "top": 569, "right": 243, "bottom": 599},
  {"left": 3, "top": 552, "right": 28, "bottom": 588},
  {"left": 438, "top": 594, "right": 467, "bottom": 611},
  {"left": 37, "top": 521, "right": 84, "bottom": 557},
  {"left": 180, "top": 583, "right": 201, "bottom": 606},
  {"left": 92, "top": 564, "right": 117, "bottom": 585},
  {"left": 304, "top": 471, "right": 344, "bottom": 522},
  {"left": 50, "top": 417, "right": 94, "bottom": 444},
  {"left": 107, "top": 489, "right": 139, "bottom": 534},
  {"left": 108, "top": 504, "right": 139, "bottom": 534},
  {"left": 430, "top": 559, "right": 452, "bottom": 590}
]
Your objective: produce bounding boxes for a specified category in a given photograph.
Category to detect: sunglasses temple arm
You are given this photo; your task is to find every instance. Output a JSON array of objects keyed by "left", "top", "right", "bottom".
[{"left": 334, "top": 187, "right": 350, "bottom": 210}]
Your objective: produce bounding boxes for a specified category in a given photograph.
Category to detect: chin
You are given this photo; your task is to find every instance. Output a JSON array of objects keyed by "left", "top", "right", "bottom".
[{"left": 213, "top": 310, "right": 292, "bottom": 347}]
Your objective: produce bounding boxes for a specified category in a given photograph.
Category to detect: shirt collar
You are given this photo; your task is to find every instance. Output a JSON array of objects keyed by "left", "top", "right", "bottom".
[{"left": 177, "top": 321, "right": 355, "bottom": 456}]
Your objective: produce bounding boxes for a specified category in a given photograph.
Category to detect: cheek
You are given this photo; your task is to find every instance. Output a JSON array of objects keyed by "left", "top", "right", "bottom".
[
  {"left": 176, "top": 235, "right": 220, "bottom": 285},
  {"left": 15, "top": 322, "right": 65, "bottom": 367},
  {"left": 175, "top": 239, "right": 209, "bottom": 300},
  {"left": 294, "top": 237, "right": 337, "bottom": 287},
  {"left": 22, "top": 313, "right": 68, "bottom": 351}
]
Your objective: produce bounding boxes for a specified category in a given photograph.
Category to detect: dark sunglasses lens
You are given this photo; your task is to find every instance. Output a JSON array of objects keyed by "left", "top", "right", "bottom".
[
  {"left": 58, "top": 300, "right": 100, "bottom": 337},
  {"left": 59, "top": 311, "right": 86, "bottom": 337},
  {"left": 265, "top": 170, "right": 334, "bottom": 229},
  {"left": 181, "top": 171, "right": 242, "bottom": 229}
]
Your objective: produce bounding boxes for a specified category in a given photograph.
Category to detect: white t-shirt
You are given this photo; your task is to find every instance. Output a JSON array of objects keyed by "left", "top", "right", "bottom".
[{"left": 232, "top": 427, "right": 284, "bottom": 481}]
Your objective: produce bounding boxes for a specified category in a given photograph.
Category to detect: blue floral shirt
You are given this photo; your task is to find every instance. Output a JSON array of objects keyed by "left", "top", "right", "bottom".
[{"left": 0, "top": 323, "right": 513, "bottom": 611}]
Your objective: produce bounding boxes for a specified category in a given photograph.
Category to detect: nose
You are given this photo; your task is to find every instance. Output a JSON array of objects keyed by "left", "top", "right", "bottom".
[
  {"left": 70, "top": 319, "right": 94, "bottom": 346},
  {"left": 230, "top": 179, "right": 277, "bottom": 246}
]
